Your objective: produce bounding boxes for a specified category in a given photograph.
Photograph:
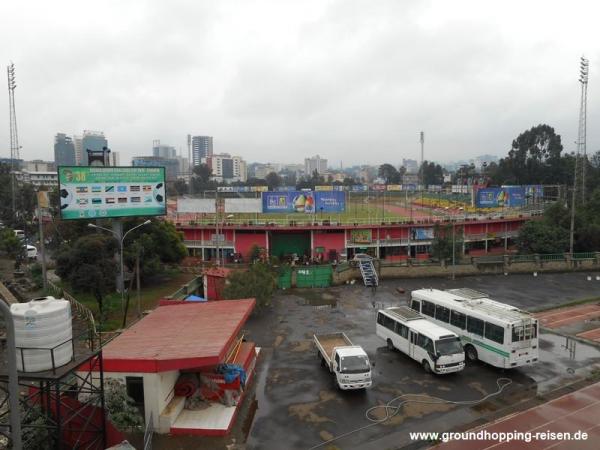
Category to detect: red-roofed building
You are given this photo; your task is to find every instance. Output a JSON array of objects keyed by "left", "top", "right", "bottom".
[{"left": 82, "top": 299, "right": 257, "bottom": 436}]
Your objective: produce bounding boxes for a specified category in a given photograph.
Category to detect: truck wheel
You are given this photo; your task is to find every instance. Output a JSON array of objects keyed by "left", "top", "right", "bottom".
[
  {"left": 422, "top": 360, "right": 432, "bottom": 373},
  {"left": 465, "top": 344, "right": 478, "bottom": 362},
  {"left": 387, "top": 339, "right": 394, "bottom": 351}
]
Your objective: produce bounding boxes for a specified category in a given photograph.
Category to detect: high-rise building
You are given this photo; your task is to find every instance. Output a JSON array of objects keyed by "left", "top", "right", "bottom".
[
  {"left": 109, "top": 151, "right": 120, "bottom": 166},
  {"left": 304, "top": 155, "right": 327, "bottom": 175},
  {"left": 191, "top": 135, "right": 213, "bottom": 167},
  {"left": 402, "top": 158, "right": 419, "bottom": 173},
  {"left": 206, "top": 153, "right": 247, "bottom": 182},
  {"left": 81, "top": 131, "right": 108, "bottom": 165},
  {"left": 152, "top": 141, "right": 177, "bottom": 159},
  {"left": 73, "top": 135, "right": 83, "bottom": 165},
  {"left": 132, "top": 156, "right": 179, "bottom": 181},
  {"left": 54, "top": 133, "right": 76, "bottom": 166}
]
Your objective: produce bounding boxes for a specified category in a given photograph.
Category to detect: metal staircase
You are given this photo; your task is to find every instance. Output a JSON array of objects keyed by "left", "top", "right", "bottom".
[{"left": 358, "top": 259, "right": 379, "bottom": 287}]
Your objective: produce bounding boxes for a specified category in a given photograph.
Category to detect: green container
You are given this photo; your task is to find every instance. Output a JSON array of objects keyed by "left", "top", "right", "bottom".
[
  {"left": 278, "top": 267, "right": 292, "bottom": 289},
  {"left": 296, "top": 265, "right": 333, "bottom": 288}
]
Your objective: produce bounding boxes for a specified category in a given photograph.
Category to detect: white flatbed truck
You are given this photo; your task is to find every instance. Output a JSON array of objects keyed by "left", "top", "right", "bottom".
[{"left": 314, "top": 332, "right": 372, "bottom": 390}]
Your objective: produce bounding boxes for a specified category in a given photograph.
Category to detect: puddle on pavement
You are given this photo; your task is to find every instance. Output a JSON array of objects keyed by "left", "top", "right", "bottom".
[{"left": 302, "top": 294, "right": 338, "bottom": 308}]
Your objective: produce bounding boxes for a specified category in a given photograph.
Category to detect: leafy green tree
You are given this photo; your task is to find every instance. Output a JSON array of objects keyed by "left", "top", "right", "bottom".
[
  {"left": 123, "top": 219, "right": 187, "bottom": 280},
  {"left": 265, "top": 172, "right": 282, "bottom": 190},
  {"left": 517, "top": 221, "right": 569, "bottom": 254},
  {"left": 222, "top": 263, "right": 277, "bottom": 309},
  {"left": 431, "top": 224, "right": 462, "bottom": 262},
  {"left": 419, "top": 161, "right": 444, "bottom": 186},
  {"left": 55, "top": 234, "right": 117, "bottom": 316},
  {"left": 191, "top": 163, "right": 216, "bottom": 193},
  {"left": 378, "top": 164, "right": 401, "bottom": 184},
  {"left": 104, "top": 379, "right": 144, "bottom": 431},
  {"left": 0, "top": 227, "right": 23, "bottom": 258}
]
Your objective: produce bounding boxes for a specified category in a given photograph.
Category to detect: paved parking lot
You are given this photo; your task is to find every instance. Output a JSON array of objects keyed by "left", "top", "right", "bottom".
[{"left": 156, "top": 272, "right": 600, "bottom": 450}]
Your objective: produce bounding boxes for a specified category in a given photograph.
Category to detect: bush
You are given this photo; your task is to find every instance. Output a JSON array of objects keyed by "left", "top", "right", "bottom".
[{"left": 222, "top": 263, "right": 277, "bottom": 309}]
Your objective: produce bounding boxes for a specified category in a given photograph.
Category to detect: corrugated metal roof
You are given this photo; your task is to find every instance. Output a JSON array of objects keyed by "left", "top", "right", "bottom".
[{"left": 101, "top": 299, "right": 255, "bottom": 373}]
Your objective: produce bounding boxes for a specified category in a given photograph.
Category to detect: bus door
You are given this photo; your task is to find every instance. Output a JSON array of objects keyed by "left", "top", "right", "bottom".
[{"left": 408, "top": 330, "right": 418, "bottom": 359}]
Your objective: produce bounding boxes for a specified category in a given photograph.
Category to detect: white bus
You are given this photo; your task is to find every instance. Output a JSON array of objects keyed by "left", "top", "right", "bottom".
[
  {"left": 376, "top": 306, "right": 465, "bottom": 374},
  {"left": 410, "top": 288, "right": 539, "bottom": 369}
]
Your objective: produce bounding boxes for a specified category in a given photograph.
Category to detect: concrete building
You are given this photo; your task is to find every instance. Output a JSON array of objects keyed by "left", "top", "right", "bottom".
[
  {"left": 253, "top": 163, "right": 278, "bottom": 179},
  {"left": 73, "top": 135, "right": 83, "bottom": 165},
  {"left": 192, "top": 136, "right": 213, "bottom": 167},
  {"left": 23, "top": 160, "right": 55, "bottom": 172},
  {"left": 132, "top": 156, "right": 179, "bottom": 181},
  {"left": 153, "top": 142, "right": 177, "bottom": 159},
  {"left": 15, "top": 170, "right": 58, "bottom": 187},
  {"left": 84, "top": 299, "right": 257, "bottom": 436},
  {"left": 81, "top": 131, "right": 108, "bottom": 165},
  {"left": 207, "top": 154, "right": 247, "bottom": 182},
  {"left": 304, "top": 155, "right": 327, "bottom": 175},
  {"left": 402, "top": 158, "right": 419, "bottom": 173},
  {"left": 54, "top": 133, "right": 76, "bottom": 166},
  {"left": 109, "top": 152, "right": 120, "bottom": 166}
]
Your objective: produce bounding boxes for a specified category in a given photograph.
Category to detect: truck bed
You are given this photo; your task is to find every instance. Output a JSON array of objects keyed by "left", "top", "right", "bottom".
[{"left": 315, "top": 333, "right": 352, "bottom": 359}]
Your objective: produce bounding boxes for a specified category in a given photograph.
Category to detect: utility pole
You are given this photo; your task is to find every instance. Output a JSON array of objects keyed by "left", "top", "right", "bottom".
[
  {"left": 419, "top": 131, "right": 424, "bottom": 206},
  {"left": 36, "top": 191, "right": 48, "bottom": 291},
  {"left": 7, "top": 63, "right": 20, "bottom": 218}
]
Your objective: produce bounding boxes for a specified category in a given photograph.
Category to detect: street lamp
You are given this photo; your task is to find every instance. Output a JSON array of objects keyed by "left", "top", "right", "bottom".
[{"left": 88, "top": 220, "right": 151, "bottom": 314}]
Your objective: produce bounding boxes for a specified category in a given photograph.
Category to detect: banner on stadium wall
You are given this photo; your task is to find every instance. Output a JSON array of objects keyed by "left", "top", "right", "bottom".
[
  {"left": 351, "top": 229, "right": 372, "bottom": 243},
  {"left": 261, "top": 191, "right": 346, "bottom": 213},
  {"left": 177, "top": 198, "right": 216, "bottom": 213},
  {"left": 275, "top": 186, "right": 297, "bottom": 191},
  {"left": 427, "top": 185, "right": 442, "bottom": 192},
  {"left": 524, "top": 185, "right": 544, "bottom": 199},
  {"left": 476, "top": 187, "right": 525, "bottom": 208},
  {"left": 411, "top": 228, "right": 434, "bottom": 240},
  {"left": 371, "top": 184, "right": 386, "bottom": 191},
  {"left": 387, "top": 185, "right": 402, "bottom": 191},
  {"left": 224, "top": 198, "right": 262, "bottom": 213},
  {"left": 403, "top": 184, "right": 417, "bottom": 191},
  {"left": 351, "top": 185, "right": 368, "bottom": 192},
  {"left": 315, "top": 185, "right": 333, "bottom": 191}
]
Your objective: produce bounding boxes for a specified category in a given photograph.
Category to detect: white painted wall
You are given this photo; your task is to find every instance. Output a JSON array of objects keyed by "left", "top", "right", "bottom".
[{"left": 78, "top": 370, "right": 179, "bottom": 431}]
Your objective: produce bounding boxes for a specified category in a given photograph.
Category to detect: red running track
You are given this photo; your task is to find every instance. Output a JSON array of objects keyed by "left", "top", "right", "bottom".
[
  {"left": 435, "top": 382, "right": 600, "bottom": 450},
  {"left": 534, "top": 304, "right": 600, "bottom": 329}
]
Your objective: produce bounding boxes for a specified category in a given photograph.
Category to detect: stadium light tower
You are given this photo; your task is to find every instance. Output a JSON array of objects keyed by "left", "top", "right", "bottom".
[
  {"left": 7, "top": 63, "right": 20, "bottom": 216},
  {"left": 570, "top": 56, "right": 589, "bottom": 255}
]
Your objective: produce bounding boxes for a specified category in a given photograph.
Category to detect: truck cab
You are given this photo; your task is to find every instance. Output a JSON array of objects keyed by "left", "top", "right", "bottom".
[{"left": 331, "top": 346, "right": 372, "bottom": 390}]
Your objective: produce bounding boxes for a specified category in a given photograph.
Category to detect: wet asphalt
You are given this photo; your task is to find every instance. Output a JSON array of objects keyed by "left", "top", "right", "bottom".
[{"left": 153, "top": 272, "right": 600, "bottom": 450}]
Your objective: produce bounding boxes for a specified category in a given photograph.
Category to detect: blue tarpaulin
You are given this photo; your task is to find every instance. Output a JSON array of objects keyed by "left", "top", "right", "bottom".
[
  {"left": 216, "top": 364, "right": 247, "bottom": 386},
  {"left": 185, "top": 295, "right": 207, "bottom": 302}
]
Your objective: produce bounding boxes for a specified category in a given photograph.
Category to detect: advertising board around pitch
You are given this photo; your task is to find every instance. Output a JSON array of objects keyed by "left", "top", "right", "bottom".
[{"left": 58, "top": 166, "right": 167, "bottom": 220}]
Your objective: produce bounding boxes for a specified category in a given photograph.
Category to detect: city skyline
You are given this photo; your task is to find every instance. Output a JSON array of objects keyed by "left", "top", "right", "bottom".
[{"left": 2, "top": 1, "right": 600, "bottom": 166}]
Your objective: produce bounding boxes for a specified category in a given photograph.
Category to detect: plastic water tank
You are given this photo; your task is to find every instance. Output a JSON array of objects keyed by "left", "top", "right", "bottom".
[{"left": 11, "top": 296, "right": 73, "bottom": 372}]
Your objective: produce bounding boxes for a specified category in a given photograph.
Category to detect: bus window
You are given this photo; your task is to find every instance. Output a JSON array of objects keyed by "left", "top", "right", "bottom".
[
  {"left": 417, "top": 334, "right": 434, "bottom": 353},
  {"left": 377, "top": 312, "right": 385, "bottom": 326},
  {"left": 435, "top": 305, "right": 450, "bottom": 323},
  {"left": 422, "top": 301, "right": 435, "bottom": 317},
  {"left": 450, "top": 310, "right": 466, "bottom": 329},
  {"left": 383, "top": 315, "right": 395, "bottom": 331},
  {"left": 484, "top": 322, "right": 504, "bottom": 344},
  {"left": 395, "top": 322, "right": 408, "bottom": 338},
  {"left": 411, "top": 300, "right": 420, "bottom": 312},
  {"left": 467, "top": 316, "right": 484, "bottom": 337}
]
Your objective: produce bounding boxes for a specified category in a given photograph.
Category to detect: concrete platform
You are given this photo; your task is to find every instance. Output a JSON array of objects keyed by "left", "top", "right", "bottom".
[{"left": 435, "top": 382, "right": 600, "bottom": 449}]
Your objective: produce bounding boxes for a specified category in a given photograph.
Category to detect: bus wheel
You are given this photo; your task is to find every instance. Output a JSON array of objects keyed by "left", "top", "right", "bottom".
[
  {"left": 386, "top": 339, "right": 394, "bottom": 351},
  {"left": 422, "top": 360, "right": 432, "bottom": 373},
  {"left": 465, "top": 345, "right": 478, "bottom": 362}
]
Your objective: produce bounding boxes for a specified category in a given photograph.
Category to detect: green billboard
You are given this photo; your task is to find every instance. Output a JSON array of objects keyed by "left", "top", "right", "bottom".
[{"left": 58, "top": 166, "right": 166, "bottom": 220}]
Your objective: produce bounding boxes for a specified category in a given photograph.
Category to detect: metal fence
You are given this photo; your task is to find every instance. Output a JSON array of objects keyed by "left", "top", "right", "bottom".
[
  {"left": 47, "top": 280, "right": 98, "bottom": 341},
  {"left": 143, "top": 412, "right": 154, "bottom": 450}
]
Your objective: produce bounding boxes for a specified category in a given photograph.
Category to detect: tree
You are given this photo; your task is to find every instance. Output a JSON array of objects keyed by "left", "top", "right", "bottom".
[
  {"left": 55, "top": 234, "right": 117, "bottom": 316},
  {"left": 419, "top": 161, "right": 444, "bottom": 186},
  {"left": 104, "top": 379, "right": 144, "bottom": 431},
  {"left": 222, "top": 263, "right": 277, "bottom": 309},
  {"left": 123, "top": 219, "right": 187, "bottom": 280},
  {"left": 378, "top": 164, "right": 401, "bottom": 184},
  {"left": 191, "top": 163, "right": 216, "bottom": 193},
  {"left": 172, "top": 179, "right": 188, "bottom": 196},
  {"left": 0, "top": 228, "right": 23, "bottom": 258},
  {"left": 517, "top": 221, "right": 569, "bottom": 254},
  {"left": 431, "top": 224, "right": 462, "bottom": 262},
  {"left": 265, "top": 172, "right": 282, "bottom": 190}
]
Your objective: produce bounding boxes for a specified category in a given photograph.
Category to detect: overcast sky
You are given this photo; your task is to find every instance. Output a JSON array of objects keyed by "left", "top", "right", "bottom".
[{"left": 1, "top": 0, "right": 600, "bottom": 167}]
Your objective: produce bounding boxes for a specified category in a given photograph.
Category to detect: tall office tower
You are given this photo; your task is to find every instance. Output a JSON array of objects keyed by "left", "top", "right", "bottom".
[
  {"left": 73, "top": 135, "right": 83, "bottom": 165},
  {"left": 304, "top": 155, "right": 328, "bottom": 175},
  {"left": 81, "top": 131, "right": 108, "bottom": 165},
  {"left": 191, "top": 135, "right": 213, "bottom": 166},
  {"left": 53, "top": 133, "right": 76, "bottom": 166},
  {"left": 152, "top": 141, "right": 177, "bottom": 158}
]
